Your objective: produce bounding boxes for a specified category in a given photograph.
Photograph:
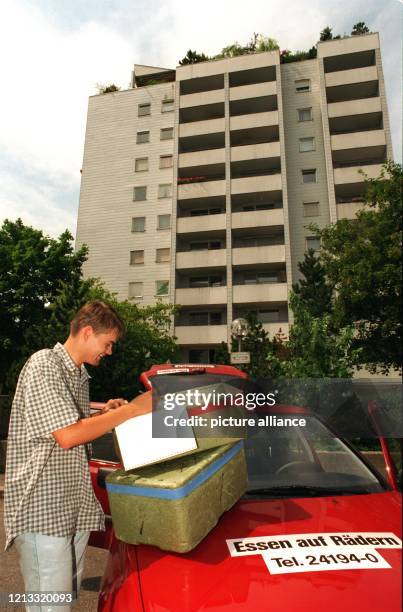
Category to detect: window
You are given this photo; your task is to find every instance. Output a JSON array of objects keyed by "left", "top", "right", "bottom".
[
  {"left": 161, "top": 99, "right": 174, "bottom": 113},
  {"left": 295, "top": 79, "right": 310, "bottom": 93},
  {"left": 298, "top": 107, "right": 312, "bottom": 122},
  {"left": 306, "top": 236, "right": 321, "bottom": 252},
  {"left": 133, "top": 186, "right": 147, "bottom": 201},
  {"left": 299, "top": 137, "right": 315, "bottom": 152},
  {"left": 303, "top": 202, "right": 319, "bottom": 217},
  {"left": 160, "top": 127, "right": 173, "bottom": 140},
  {"left": 189, "top": 276, "right": 222, "bottom": 288},
  {"left": 136, "top": 131, "right": 149, "bottom": 144},
  {"left": 302, "top": 169, "right": 317, "bottom": 183},
  {"left": 190, "top": 207, "right": 223, "bottom": 216},
  {"left": 135, "top": 157, "right": 148, "bottom": 172},
  {"left": 189, "top": 312, "right": 222, "bottom": 326},
  {"left": 128, "top": 282, "right": 143, "bottom": 299},
  {"left": 244, "top": 272, "right": 278, "bottom": 285},
  {"left": 158, "top": 183, "right": 172, "bottom": 198},
  {"left": 156, "top": 248, "right": 170, "bottom": 263},
  {"left": 138, "top": 103, "right": 151, "bottom": 116},
  {"left": 258, "top": 310, "right": 280, "bottom": 323},
  {"left": 209, "top": 312, "right": 222, "bottom": 325},
  {"left": 189, "top": 241, "right": 221, "bottom": 251},
  {"left": 241, "top": 203, "right": 276, "bottom": 212},
  {"left": 156, "top": 280, "right": 169, "bottom": 296},
  {"left": 130, "top": 250, "right": 144, "bottom": 265},
  {"left": 157, "top": 214, "right": 171, "bottom": 230},
  {"left": 132, "top": 217, "right": 145, "bottom": 232},
  {"left": 190, "top": 312, "right": 209, "bottom": 326},
  {"left": 160, "top": 155, "right": 173, "bottom": 169}
]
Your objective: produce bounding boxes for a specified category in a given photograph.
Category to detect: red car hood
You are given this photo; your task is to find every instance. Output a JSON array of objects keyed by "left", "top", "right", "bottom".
[{"left": 136, "top": 492, "right": 402, "bottom": 612}]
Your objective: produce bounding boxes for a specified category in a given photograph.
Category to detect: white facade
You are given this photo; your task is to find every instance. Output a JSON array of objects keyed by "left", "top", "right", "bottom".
[{"left": 76, "top": 33, "right": 392, "bottom": 363}]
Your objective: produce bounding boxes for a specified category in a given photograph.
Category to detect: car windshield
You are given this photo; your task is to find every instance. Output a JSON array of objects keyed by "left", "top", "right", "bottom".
[{"left": 244, "top": 414, "right": 386, "bottom": 497}]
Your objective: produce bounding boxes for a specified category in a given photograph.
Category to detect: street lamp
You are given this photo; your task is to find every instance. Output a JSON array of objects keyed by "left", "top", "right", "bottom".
[{"left": 231, "top": 318, "right": 249, "bottom": 352}]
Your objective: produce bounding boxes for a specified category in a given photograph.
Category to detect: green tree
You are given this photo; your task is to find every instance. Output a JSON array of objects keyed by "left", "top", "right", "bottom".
[
  {"left": 228, "top": 313, "right": 285, "bottom": 378},
  {"left": 85, "top": 290, "right": 179, "bottom": 401},
  {"left": 0, "top": 219, "right": 88, "bottom": 393},
  {"left": 97, "top": 83, "right": 121, "bottom": 94},
  {"left": 272, "top": 292, "right": 359, "bottom": 378},
  {"left": 215, "top": 33, "right": 279, "bottom": 59},
  {"left": 320, "top": 26, "right": 333, "bottom": 41},
  {"left": 179, "top": 50, "right": 209, "bottom": 65},
  {"left": 351, "top": 22, "right": 370, "bottom": 36},
  {"left": 312, "top": 161, "right": 402, "bottom": 374},
  {"left": 293, "top": 249, "right": 333, "bottom": 317}
]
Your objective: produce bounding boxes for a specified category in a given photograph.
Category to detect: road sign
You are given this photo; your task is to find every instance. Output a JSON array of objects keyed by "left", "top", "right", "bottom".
[{"left": 230, "top": 352, "right": 250, "bottom": 365}]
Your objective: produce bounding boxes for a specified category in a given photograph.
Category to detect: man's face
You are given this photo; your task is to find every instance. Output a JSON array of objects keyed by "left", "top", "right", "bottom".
[{"left": 82, "top": 327, "right": 120, "bottom": 366}]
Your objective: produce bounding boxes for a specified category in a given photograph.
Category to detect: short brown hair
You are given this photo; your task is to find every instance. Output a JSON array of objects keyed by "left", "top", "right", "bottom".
[{"left": 70, "top": 300, "right": 125, "bottom": 338}]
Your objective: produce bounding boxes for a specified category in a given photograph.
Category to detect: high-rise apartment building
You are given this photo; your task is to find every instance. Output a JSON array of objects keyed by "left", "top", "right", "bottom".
[{"left": 76, "top": 33, "right": 393, "bottom": 363}]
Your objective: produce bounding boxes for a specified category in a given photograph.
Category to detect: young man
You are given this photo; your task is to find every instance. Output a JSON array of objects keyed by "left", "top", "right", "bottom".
[{"left": 4, "top": 300, "right": 151, "bottom": 609}]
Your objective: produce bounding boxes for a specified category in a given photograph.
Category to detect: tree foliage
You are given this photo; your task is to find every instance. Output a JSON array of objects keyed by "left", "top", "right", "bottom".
[
  {"left": 293, "top": 249, "right": 333, "bottom": 317},
  {"left": 351, "top": 22, "right": 370, "bottom": 36},
  {"left": 84, "top": 285, "right": 179, "bottom": 400},
  {"left": 0, "top": 219, "right": 88, "bottom": 393},
  {"left": 312, "top": 161, "right": 402, "bottom": 374},
  {"left": 97, "top": 84, "right": 121, "bottom": 94},
  {"left": 0, "top": 219, "right": 179, "bottom": 400},
  {"left": 269, "top": 293, "right": 359, "bottom": 378},
  {"left": 320, "top": 26, "right": 333, "bottom": 41},
  {"left": 178, "top": 50, "right": 210, "bottom": 65},
  {"left": 215, "top": 33, "right": 279, "bottom": 59}
]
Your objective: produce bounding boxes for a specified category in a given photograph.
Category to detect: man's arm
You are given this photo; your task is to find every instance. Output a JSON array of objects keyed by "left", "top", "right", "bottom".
[{"left": 52, "top": 391, "right": 152, "bottom": 450}]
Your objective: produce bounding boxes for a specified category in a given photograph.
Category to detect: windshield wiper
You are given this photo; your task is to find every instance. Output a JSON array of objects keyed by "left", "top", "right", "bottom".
[{"left": 245, "top": 485, "right": 370, "bottom": 497}]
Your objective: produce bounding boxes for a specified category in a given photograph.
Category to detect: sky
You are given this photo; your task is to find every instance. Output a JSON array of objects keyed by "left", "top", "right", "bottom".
[{"left": 0, "top": 0, "right": 401, "bottom": 239}]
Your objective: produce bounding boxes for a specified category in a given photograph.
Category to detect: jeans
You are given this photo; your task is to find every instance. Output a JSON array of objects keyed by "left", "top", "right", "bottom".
[{"left": 14, "top": 531, "right": 90, "bottom": 612}]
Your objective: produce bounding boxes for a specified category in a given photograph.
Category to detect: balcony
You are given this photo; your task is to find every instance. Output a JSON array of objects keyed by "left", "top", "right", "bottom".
[
  {"left": 178, "top": 179, "right": 225, "bottom": 201},
  {"left": 176, "top": 248, "right": 227, "bottom": 270},
  {"left": 333, "top": 163, "right": 383, "bottom": 185},
  {"left": 327, "top": 97, "right": 381, "bottom": 119},
  {"left": 180, "top": 102, "right": 225, "bottom": 124},
  {"left": 175, "top": 286, "right": 227, "bottom": 306},
  {"left": 232, "top": 208, "right": 284, "bottom": 229},
  {"left": 177, "top": 213, "right": 226, "bottom": 234},
  {"left": 325, "top": 65, "right": 377, "bottom": 88},
  {"left": 231, "top": 174, "right": 282, "bottom": 195},
  {"left": 175, "top": 325, "right": 228, "bottom": 345},
  {"left": 231, "top": 141, "right": 280, "bottom": 162},
  {"left": 331, "top": 129, "right": 385, "bottom": 152},
  {"left": 230, "top": 111, "right": 279, "bottom": 132},
  {"left": 180, "top": 89, "right": 225, "bottom": 108},
  {"left": 230, "top": 95, "right": 277, "bottom": 117},
  {"left": 318, "top": 33, "right": 379, "bottom": 61},
  {"left": 336, "top": 201, "right": 366, "bottom": 220},
  {"left": 233, "top": 283, "right": 287, "bottom": 304},
  {"left": 179, "top": 117, "right": 225, "bottom": 139},
  {"left": 229, "top": 81, "right": 276, "bottom": 101},
  {"left": 179, "top": 148, "right": 225, "bottom": 169},
  {"left": 232, "top": 244, "right": 286, "bottom": 266},
  {"left": 179, "top": 132, "right": 225, "bottom": 154},
  {"left": 180, "top": 74, "right": 224, "bottom": 96}
]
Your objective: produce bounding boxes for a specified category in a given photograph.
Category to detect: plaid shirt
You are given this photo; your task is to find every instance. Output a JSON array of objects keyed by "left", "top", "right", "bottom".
[{"left": 4, "top": 343, "right": 105, "bottom": 551}]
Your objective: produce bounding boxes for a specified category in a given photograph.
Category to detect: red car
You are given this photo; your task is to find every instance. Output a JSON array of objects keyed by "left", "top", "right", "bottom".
[{"left": 89, "top": 365, "right": 402, "bottom": 612}]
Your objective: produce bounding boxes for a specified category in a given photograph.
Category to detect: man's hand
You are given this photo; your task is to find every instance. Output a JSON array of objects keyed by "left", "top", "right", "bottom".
[
  {"left": 127, "top": 390, "right": 153, "bottom": 418},
  {"left": 101, "top": 398, "right": 128, "bottom": 413}
]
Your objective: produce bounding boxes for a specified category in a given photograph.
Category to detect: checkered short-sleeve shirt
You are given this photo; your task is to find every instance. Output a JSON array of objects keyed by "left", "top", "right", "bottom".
[{"left": 4, "top": 343, "right": 105, "bottom": 551}]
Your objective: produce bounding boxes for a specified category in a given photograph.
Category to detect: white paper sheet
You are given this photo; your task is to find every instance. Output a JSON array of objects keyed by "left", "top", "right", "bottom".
[{"left": 114, "top": 412, "right": 197, "bottom": 470}]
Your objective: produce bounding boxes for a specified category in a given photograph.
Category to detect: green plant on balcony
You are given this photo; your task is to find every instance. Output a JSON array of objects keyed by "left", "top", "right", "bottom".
[
  {"left": 351, "top": 22, "right": 370, "bottom": 36},
  {"left": 97, "top": 83, "right": 121, "bottom": 94},
  {"left": 179, "top": 49, "right": 210, "bottom": 65}
]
